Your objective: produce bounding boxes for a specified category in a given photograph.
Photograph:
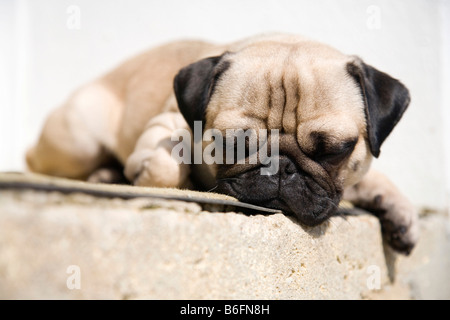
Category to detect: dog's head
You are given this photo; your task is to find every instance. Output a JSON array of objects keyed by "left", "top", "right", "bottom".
[{"left": 174, "top": 36, "right": 410, "bottom": 226}]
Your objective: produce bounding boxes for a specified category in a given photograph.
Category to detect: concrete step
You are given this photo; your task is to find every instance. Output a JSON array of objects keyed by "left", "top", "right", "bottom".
[{"left": 0, "top": 173, "right": 448, "bottom": 299}]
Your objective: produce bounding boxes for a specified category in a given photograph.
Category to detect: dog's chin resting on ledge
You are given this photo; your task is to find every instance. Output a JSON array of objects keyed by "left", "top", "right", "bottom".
[{"left": 26, "top": 33, "right": 419, "bottom": 255}]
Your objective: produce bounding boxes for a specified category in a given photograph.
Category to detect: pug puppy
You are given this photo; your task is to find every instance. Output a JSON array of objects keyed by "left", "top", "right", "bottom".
[{"left": 26, "top": 33, "right": 419, "bottom": 254}]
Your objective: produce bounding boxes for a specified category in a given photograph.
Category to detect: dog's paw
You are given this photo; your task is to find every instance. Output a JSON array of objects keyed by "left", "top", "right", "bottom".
[
  {"left": 87, "top": 168, "right": 128, "bottom": 184},
  {"left": 376, "top": 197, "right": 420, "bottom": 255},
  {"left": 380, "top": 218, "right": 419, "bottom": 255},
  {"left": 124, "top": 148, "right": 189, "bottom": 188}
]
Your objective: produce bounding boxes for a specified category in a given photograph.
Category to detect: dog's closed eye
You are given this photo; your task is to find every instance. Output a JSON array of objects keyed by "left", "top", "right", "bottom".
[{"left": 309, "top": 132, "right": 358, "bottom": 165}]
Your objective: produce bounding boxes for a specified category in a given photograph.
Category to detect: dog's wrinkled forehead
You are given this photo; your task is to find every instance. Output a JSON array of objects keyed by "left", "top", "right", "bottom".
[{"left": 205, "top": 44, "right": 367, "bottom": 143}]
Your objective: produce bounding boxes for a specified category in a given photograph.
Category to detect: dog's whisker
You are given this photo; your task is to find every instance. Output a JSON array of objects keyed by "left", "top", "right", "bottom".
[
  {"left": 217, "top": 177, "right": 239, "bottom": 182},
  {"left": 324, "top": 199, "right": 354, "bottom": 229},
  {"left": 206, "top": 185, "right": 219, "bottom": 192}
]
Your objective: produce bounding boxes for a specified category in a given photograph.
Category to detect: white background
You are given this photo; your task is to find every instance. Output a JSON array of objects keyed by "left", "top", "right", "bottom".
[{"left": 1, "top": 0, "right": 449, "bottom": 211}]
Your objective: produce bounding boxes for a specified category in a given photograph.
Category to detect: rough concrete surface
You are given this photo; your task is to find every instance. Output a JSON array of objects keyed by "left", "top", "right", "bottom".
[{"left": 0, "top": 179, "right": 449, "bottom": 299}]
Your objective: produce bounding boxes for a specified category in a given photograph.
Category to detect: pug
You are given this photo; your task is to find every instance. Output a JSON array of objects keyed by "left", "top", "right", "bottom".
[{"left": 26, "top": 33, "right": 419, "bottom": 254}]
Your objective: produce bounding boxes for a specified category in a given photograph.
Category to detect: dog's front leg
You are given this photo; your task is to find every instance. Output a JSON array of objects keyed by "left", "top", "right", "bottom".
[
  {"left": 124, "top": 112, "right": 191, "bottom": 188},
  {"left": 343, "top": 169, "right": 420, "bottom": 255}
]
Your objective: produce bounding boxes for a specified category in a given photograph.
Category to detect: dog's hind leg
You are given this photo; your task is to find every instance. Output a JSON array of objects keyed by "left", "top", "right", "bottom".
[{"left": 26, "top": 81, "right": 123, "bottom": 180}]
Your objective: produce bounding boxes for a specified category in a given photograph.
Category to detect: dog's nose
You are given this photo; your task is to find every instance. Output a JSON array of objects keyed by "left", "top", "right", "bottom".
[{"left": 279, "top": 156, "right": 298, "bottom": 179}]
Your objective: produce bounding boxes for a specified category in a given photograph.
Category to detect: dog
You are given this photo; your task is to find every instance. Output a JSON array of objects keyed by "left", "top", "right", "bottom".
[{"left": 26, "top": 33, "right": 419, "bottom": 254}]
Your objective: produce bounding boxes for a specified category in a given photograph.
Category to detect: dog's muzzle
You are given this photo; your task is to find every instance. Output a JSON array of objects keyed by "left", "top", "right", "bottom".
[{"left": 215, "top": 155, "right": 341, "bottom": 226}]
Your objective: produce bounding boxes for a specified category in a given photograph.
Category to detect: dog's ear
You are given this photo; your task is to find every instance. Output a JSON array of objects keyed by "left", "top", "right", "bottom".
[
  {"left": 347, "top": 59, "right": 410, "bottom": 158},
  {"left": 174, "top": 54, "right": 230, "bottom": 130}
]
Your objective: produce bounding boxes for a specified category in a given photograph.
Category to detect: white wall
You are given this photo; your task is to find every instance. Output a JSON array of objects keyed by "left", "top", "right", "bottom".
[
  {"left": 440, "top": 0, "right": 450, "bottom": 211},
  {"left": 1, "top": 0, "right": 449, "bottom": 210}
]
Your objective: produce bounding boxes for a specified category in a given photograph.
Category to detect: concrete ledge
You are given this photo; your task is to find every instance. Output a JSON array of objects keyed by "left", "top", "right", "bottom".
[{"left": 0, "top": 177, "right": 449, "bottom": 299}]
